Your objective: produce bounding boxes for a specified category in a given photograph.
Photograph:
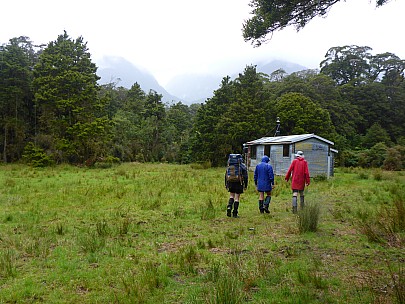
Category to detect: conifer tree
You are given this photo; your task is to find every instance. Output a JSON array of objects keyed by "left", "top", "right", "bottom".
[
  {"left": 0, "top": 37, "right": 36, "bottom": 162},
  {"left": 32, "top": 31, "right": 111, "bottom": 164}
]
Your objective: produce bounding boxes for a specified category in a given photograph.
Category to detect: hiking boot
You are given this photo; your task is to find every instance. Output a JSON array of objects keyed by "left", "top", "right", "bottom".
[
  {"left": 264, "top": 197, "right": 271, "bottom": 213},
  {"left": 227, "top": 198, "right": 234, "bottom": 217},
  {"left": 258, "top": 200, "right": 264, "bottom": 213},
  {"left": 300, "top": 196, "right": 305, "bottom": 209},
  {"left": 233, "top": 201, "right": 239, "bottom": 218},
  {"left": 292, "top": 206, "right": 298, "bottom": 214}
]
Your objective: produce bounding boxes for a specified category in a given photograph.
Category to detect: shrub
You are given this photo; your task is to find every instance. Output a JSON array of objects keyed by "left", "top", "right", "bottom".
[
  {"left": 93, "top": 156, "right": 121, "bottom": 168},
  {"left": 383, "top": 146, "right": 405, "bottom": 171},
  {"left": 22, "top": 142, "right": 54, "bottom": 167},
  {"left": 341, "top": 150, "right": 359, "bottom": 167},
  {"left": 368, "top": 142, "right": 388, "bottom": 168}
]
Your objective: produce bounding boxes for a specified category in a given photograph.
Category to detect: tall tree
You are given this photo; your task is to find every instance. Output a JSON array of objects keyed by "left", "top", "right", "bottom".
[
  {"left": 274, "top": 92, "right": 336, "bottom": 140},
  {"left": 0, "top": 36, "right": 37, "bottom": 162},
  {"left": 243, "top": 0, "right": 391, "bottom": 46},
  {"left": 32, "top": 31, "right": 111, "bottom": 164},
  {"left": 320, "top": 45, "right": 373, "bottom": 85},
  {"left": 191, "top": 65, "right": 271, "bottom": 165},
  {"left": 164, "top": 102, "right": 195, "bottom": 163},
  {"left": 369, "top": 52, "right": 405, "bottom": 84},
  {"left": 108, "top": 83, "right": 146, "bottom": 161},
  {"left": 190, "top": 76, "right": 235, "bottom": 164},
  {"left": 141, "top": 90, "right": 166, "bottom": 162}
]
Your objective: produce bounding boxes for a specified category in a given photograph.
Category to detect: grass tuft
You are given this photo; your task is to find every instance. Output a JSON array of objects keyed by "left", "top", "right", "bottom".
[
  {"left": 297, "top": 202, "right": 321, "bottom": 233},
  {"left": 206, "top": 272, "right": 244, "bottom": 304},
  {"left": 78, "top": 231, "right": 106, "bottom": 253},
  {"left": 201, "top": 199, "right": 216, "bottom": 220},
  {"left": 0, "top": 249, "right": 17, "bottom": 278},
  {"left": 387, "top": 260, "right": 405, "bottom": 304}
]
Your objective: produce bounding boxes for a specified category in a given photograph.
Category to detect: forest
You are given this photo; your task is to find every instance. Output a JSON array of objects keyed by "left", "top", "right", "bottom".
[{"left": 1, "top": 32, "right": 405, "bottom": 169}]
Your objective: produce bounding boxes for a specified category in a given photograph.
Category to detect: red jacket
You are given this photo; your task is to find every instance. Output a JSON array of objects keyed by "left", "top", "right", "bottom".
[{"left": 285, "top": 157, "right": 310, "bottom": 190}]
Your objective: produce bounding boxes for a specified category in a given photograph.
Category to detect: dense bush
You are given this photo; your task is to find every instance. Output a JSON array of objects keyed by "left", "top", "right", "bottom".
[
  {"left": 22, "top": 142, "right": 54, "bottom": 167},
  {"left": 342, "top": 143, "right": 404, "bottom": 170}
]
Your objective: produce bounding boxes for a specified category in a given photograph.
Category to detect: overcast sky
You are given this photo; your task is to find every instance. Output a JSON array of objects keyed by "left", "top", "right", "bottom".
[{"left": 2, "top": 0, "right": 404, "bottom": 85}]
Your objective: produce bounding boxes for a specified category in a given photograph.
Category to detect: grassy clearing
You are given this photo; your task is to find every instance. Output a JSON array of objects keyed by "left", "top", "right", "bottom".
[{"left": 0, "top": 164, "right": 404, "bottom": 303}]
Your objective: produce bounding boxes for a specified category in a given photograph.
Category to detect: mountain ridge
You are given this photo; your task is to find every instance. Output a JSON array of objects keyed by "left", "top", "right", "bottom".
[{"left": 97, "top": 56, "right": 309, "bottom": 105}]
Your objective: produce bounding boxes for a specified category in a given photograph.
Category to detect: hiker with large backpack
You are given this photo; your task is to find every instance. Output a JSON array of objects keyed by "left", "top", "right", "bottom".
[
  {"left": 225, "top": 154, "right": 248, "bottom": 218},
  {"left": 254, "top": 155, "right": 274, "bottom": 214}
]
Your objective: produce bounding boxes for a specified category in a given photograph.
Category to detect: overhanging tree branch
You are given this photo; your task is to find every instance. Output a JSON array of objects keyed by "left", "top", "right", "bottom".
[{"left": 243, "top": 0, "right": 392, "bottom": 47}]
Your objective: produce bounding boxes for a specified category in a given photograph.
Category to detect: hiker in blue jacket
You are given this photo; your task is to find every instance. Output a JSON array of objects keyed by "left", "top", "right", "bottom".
[{"left": 254, "top": 155, "right": 275, "bottom": 213}]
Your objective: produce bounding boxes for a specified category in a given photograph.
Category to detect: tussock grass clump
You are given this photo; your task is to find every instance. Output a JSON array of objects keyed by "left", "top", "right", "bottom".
[
  {"left": 387, "top": 260, "right": 405, "bottom": 304},
  {"left": 206, "top": 274, "right": 245, "bottom": 304},
  {"left": 359, "top": 200, "right": 405, "bottom": 246},
  {"left": 118, "top": 217, "right": 131, "bottom": 235},
  {"left": 313, "top": 174, "right": 327, "bottom": 182},
  {"left": 190, "top": 161, "right": 212, "bottom": 169},
  {"left": 55, "top": 222, "right": 65, "bottom": 235},
  {"left": 358, "top": 171, "right": 369, "bottom": 180},
  {"left": 356, "top": 182, "right": 405, "bottom": 247},
  {"left": 121, "top": 261, "right": 170, "bottom": 303},
  {"left": 96, "top": 219, "right": 110, "bottom": 237},
  {"left": 201, "top": 199, "right": 216, "bottom": 220},
  {"left": 297, "top": 202, "right": 321, "bottom": 233},
  {"left": 175, "top": 245, "right": 201, "bottom": 275},
  {"left": 372, "top": 169, "right": 384, "bottom": 181},
  {"left": 77, "top": 230, "right": 106, "bottom": 253},
  {"left": 0, "top": 249, "right": 17, "bottom": 278},
  {"left": 4, "top": 178, "right": 16, "bottom": 188}
]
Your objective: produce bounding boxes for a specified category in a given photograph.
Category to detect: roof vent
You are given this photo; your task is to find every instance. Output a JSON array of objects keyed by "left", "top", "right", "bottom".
[{"left": 274, "top": 117, "right": 281, "bottom": 137}]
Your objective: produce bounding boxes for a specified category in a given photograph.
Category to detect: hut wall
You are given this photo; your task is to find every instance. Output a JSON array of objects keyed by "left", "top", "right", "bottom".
[
  {"left": 268, "top": 145, "right": 291, "bottom": 176},
  {"left": 248, "top": 145, "right": 264, "bottom": 169},
  {"left": 294, "top": 139, "right": 330, "bottom": 177}
]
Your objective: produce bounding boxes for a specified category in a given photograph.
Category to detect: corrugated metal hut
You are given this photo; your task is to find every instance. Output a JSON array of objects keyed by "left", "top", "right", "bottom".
[{"left": 244, "top": 134, "right": 338, "bottom": 178}]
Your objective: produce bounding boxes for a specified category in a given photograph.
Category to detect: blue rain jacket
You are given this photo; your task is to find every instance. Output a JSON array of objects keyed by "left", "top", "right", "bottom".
[{"left": 254, "top": 156, "right": 274, "bottom": 192}]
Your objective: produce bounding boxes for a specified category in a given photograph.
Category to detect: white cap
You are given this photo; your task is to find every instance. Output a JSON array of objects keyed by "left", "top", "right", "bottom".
[{"left": 295, "top": 151, "right": 304, "bottom": 157}]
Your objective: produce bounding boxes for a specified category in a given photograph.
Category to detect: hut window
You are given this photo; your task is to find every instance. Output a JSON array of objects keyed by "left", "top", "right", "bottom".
[
  {"left": 250, "top": 146, "right": 257, "bottom": 159},
  {"left": 283, "top": 144, "right": 290, "bottom": 157}
]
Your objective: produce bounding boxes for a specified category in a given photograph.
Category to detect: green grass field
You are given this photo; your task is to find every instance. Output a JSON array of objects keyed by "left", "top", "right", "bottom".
[{"left": 0, "top": 163, "right": 404, "bottom": 303}]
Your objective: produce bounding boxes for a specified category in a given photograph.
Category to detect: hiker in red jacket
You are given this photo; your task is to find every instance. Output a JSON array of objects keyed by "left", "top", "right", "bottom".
[{"left": 285, "top": 151, "right": 310, "bottom": 214}]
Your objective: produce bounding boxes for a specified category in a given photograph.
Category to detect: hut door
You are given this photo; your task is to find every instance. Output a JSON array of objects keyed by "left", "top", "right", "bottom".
[{"left": 264, "top": 145, "right": 270, "bottom": 157}]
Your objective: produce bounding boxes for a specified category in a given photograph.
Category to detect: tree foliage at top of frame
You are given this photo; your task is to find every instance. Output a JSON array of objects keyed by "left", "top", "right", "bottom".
[{"left": 243, "top": 0, "right": 391, "bottom": 47}]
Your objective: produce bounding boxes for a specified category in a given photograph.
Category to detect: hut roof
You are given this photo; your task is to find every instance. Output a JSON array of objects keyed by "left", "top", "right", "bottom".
[{"left": 245, "top": 133, "right": 334, "bottom": 146}]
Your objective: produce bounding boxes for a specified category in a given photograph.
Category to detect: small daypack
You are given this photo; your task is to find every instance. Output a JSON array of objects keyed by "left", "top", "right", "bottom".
[{"left": 226, "top": 154, "right": 243, "bottom": 183}]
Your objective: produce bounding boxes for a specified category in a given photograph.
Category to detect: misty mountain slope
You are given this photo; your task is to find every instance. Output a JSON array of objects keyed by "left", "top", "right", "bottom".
[
  {"left": 97, "top": 57, "right": 309, "bottom": 104},
  {"left": 97, "top": 56, "right": 181, "bottom": 103},
  {"left": 256, "top": 59, "right": 308, "bottom": 75},
  {"left": 166, "top": 60, "right": 309, "bottom": 103},
  {"left": 165, "top": 74, "right": 222, "bottom": 104}
]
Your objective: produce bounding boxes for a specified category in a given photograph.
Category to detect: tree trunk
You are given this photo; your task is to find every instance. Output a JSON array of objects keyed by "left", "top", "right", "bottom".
[{"left": 3, "top": 126, "right": 7, "bottom": 163}]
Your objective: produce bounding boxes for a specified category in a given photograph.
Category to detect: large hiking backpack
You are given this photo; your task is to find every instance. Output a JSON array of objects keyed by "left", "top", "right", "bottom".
[{"left": 226, "top": 154, "right": 243, "bottom": 184}]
